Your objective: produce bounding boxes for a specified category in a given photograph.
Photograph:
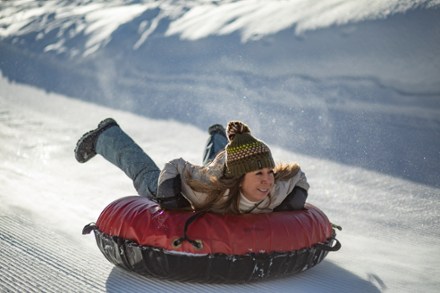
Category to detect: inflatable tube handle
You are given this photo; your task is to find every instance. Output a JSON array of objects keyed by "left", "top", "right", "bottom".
[
  {"left": 82, "top": 222, "right": 97, "bottom": 235},
  {"left": 316, "top": 238, "right": 341, "bottom": 252},
  {"left": 173, "top": 212, "right": 206, "bottom": 249}
]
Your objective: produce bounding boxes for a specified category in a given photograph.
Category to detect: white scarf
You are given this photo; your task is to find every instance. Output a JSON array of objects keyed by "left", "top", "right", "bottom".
[{"left": 239, "top": 192, "right": 271, "bottom": 213}]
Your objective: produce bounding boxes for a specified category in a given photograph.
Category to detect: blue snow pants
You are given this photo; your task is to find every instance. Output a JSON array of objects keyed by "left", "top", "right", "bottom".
[{"left": 95, "top": 124, "right": 227, "bottom": 198}]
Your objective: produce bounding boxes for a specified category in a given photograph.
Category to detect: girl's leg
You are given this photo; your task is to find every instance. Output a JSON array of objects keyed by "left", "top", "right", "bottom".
[
  {"left": 202, "top": 124, "right": 228, "bottom": 166},
  {"left": 95, "top": 125, "right": 160, "bottom": 198}
]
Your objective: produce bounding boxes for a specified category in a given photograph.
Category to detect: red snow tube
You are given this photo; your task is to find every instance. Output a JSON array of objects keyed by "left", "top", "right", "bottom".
[{"left": 83, "top": 196, "right": 340, "bottom": 283}]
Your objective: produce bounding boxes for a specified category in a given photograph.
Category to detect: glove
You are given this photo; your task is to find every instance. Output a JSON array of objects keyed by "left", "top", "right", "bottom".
[
  {"left": 273, "top": 186, "right": 308, "bottom": 212},
  {"left": 156, "top": 174, "right": 191, "bottom": 210}
]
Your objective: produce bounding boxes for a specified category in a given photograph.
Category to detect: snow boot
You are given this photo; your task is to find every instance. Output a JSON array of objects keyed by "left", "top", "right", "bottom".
[
  {"left": 208, "top": 123, "right": 226, "bottom": 137},
  {"left": 74, "top": 118, "right": 118, "bottom": 163}
]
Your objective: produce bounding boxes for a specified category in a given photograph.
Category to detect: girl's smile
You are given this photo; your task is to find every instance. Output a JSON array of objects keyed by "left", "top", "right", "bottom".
[{"left": 240, "top": 168, "right": 275, "bottom": 202}]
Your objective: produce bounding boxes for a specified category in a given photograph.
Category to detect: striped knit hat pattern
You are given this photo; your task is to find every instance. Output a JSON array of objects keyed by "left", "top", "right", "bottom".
[{"left": 225, "top": 121, "right": 275, "bottom": 177}]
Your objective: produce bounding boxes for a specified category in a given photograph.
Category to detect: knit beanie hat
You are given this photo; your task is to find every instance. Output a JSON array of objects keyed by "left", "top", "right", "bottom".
[{"left": 225, "top": 121, "right": 275, "bottom": 177}]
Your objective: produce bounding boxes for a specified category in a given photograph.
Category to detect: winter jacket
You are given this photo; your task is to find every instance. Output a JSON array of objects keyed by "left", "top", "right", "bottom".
[{"left": 156, "top": 153, "right": 309, "bottom": 213}]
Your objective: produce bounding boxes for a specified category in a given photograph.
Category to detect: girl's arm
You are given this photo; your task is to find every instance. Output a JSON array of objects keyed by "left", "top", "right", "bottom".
[{"left": 273, "top": 186, "right": 308, "bottom": 211}]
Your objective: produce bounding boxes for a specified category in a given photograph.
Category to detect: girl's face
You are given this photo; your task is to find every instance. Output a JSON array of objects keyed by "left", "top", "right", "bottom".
[{"left": 240, "top": 168, "right": 275, "bottom": 202}]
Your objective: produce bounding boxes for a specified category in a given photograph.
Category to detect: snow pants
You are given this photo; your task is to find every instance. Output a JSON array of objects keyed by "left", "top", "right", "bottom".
[{"left": 95, "top": 124, "right": 227, "bottom": 198}]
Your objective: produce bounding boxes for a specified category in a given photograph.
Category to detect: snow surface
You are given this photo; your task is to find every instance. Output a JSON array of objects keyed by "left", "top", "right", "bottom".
[
  {"left": 1, "top": 73, "right": 439, "bottom": 293},
  {"left": 1, "top": 1, "right": 440, "bottom": 292}
]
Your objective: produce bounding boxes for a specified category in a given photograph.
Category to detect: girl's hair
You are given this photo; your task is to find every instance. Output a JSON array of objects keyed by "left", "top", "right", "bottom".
[{"left": 186, "top": 158, "right": 300, "bottom": 214}]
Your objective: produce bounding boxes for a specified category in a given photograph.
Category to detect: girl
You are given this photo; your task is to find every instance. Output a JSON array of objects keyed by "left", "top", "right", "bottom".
[{"left": 75, "top": 119, "right": 309, "bottom": 213}]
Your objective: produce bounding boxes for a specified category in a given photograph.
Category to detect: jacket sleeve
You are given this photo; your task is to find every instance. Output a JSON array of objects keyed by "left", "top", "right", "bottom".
[
  {"left": 273, "top": 168, "right": 310, "bottom": 211},
  {"left": 156, "top": 159, "right": 191, "bottom": 210},
  {"left": 295, "top": 169, "right": 310, "bottom": 191},
  {"left": 273, "top": 186, "right": 308, "bottom": 211}
]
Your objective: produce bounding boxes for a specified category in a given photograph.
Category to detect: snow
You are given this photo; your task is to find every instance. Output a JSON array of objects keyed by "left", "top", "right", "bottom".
[{"left": 1, "top": 1, "right": 440, "bottom": 292}]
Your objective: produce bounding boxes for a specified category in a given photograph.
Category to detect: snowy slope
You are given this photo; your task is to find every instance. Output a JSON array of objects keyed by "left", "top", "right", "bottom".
[
  {"left": 1, "top": 0, "right": 440, "bottom": 188},
  {"left": 1, "top": 1, "right": 440, "bottom": 292},
  {"left": 1, "top": 75, "right": 439, "bottom": 293}
]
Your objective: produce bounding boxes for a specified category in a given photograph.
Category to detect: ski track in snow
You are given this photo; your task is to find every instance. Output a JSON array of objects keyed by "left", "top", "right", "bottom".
[{"left": 1, "top": 76, "right": 439, "bottom": 292}]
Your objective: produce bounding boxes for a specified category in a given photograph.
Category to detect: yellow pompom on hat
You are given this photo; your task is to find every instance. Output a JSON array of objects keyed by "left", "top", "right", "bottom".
[{"left": 225, "top": 121, "right": 275, "bottom": 177}]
